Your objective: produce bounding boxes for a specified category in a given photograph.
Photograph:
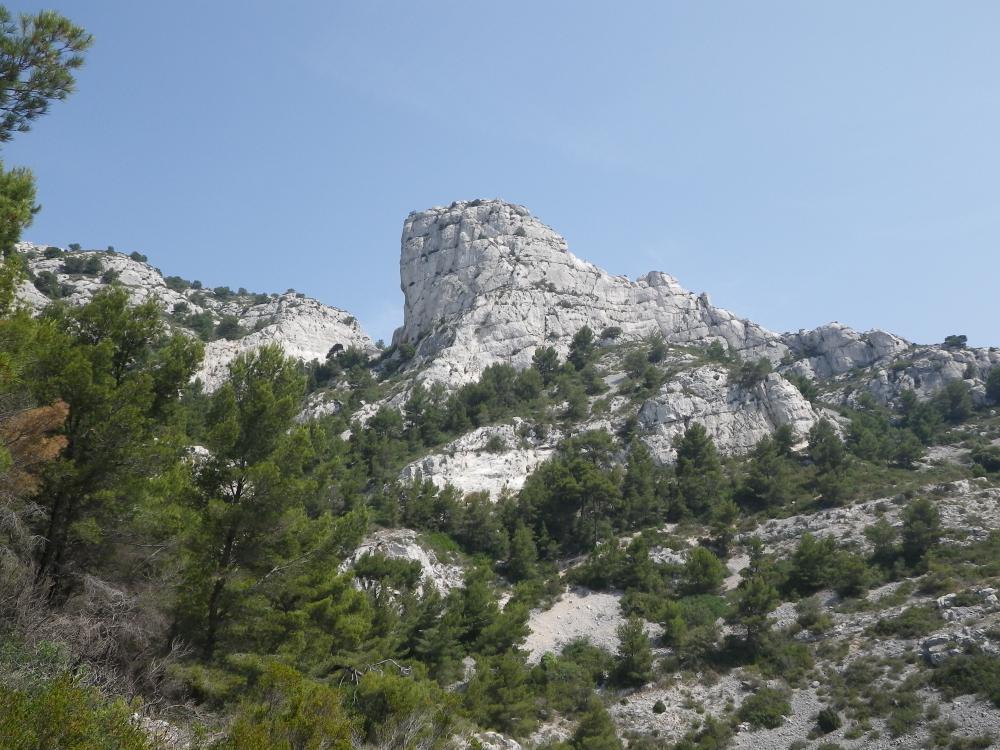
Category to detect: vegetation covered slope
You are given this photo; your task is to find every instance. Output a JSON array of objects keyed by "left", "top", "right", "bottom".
[{"left": 2, "top": 7, "right": 1000, "bottom": 750}]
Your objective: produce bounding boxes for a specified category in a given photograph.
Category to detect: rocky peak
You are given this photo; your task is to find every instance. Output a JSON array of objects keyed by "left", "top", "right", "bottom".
[{"left": 393, "top": 199, "right": 788, "bottom": 384}]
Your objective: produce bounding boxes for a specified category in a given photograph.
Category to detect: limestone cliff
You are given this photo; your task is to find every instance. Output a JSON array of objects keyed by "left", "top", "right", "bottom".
[{"left": 392, "top": 200, "right": 788, "bottom": 384}]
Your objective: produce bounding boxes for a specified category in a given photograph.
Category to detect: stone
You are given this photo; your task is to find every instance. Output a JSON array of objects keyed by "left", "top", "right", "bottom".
[
  {"left": 472, "top": 732, "right": 522, "bottom": 750},
  {"left": 392, "top": 200, "right": 788, "bottom": 385},
  {"left": 339, "top": 528, "right": 464, "bottom": 594},
  {"left": 399, "top": 418, "right": 561, "bottom": 499},
  {"left": 782, "top": 322, "right": 909, "bottom": 379},
  {"left": 637, "top": 366, "right": 821, "bottom": 462},
  {"left": 196, "top": 295, "right": 374, "bottom": 391},
  {"left": 862, "top": 345, "right": 1000, "bottom": 407},
  {"left": 15, "top": 245, "right": 375, "bottom": 392}
]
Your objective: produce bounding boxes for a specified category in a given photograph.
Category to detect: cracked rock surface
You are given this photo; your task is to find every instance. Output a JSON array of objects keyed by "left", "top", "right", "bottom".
[{"left": 392, "top": 200, "right": 788, "bottom": 385}]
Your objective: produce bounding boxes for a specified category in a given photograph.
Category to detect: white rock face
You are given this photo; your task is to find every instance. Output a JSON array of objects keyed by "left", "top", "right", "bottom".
[
  {"left": 782, "top": 322, "right": 999, "bottom": 407},
  {"left": 783, "top": 322, "right": 909, "bottom": 379},
  {"left": 472, "top": 733, "right": 522, "bottom": 750},
  {"left": 196, "top": 296, "right": 373, "bottom": 391},
  {"left": 340, "top": 528, "right": 465, "bottom": 595},
  {"left": 393, "top": 199, "right": 787, "bottom": 385},
  {"left": 637, "top": 366, "right": 821, "bottom": 462},
  {"left": 862, "top": 345, "right": 1000, "bottom": 406},
  {"left": 399, "top": 419, "right": 561, "bottom": 499},
  {"left": 16, "top": 245, "right": 375, "bottom": 392},
  {"left": 17, "top": 246, "right": 193, "bottom": 313}
]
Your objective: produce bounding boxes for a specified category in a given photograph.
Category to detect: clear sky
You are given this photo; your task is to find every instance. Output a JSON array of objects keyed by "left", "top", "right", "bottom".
[{"left": 6, "top": 1, "right": 999, "bottom": 346}]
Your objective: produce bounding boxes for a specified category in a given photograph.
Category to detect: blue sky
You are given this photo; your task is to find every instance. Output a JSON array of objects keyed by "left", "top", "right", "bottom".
[{"left": 6, "top": 1, "right": 999, "bottom": 345}]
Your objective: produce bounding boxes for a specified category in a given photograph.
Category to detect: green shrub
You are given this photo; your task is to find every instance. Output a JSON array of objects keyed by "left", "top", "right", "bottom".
[
  {"left": 163, "top": 275, "right": 190, "bottom": 292},
  {"left": 872, "top": 605, "right": 942, "bottom": 638},
  {"left": 32, "top": 270, "right": 73, "bottom": 298},
  {"left": 796, "top": 596, "right": 832, "bottom": 633},
  {"left": 61, "top": 254, "right": 102, "bottom": 275},
  {"left": 971, "top": 444, "right": 1000, "bottom": 473},
  {"left": 215, "top": 315, "right": 245, "bottom": 340},
  {"left": 183, "top": 311, "right": 216, "bottom": 341},
  {"left": 931, "top": 653, "right": 1000, "bottom": 707},
  {"left": 483, "top": 434, "right": 508, "bottom": 453},
  {"left": 652, "top": 699, "right": 666, "bottom": 714},
  {"left": 737, "top": 358, "right": 772, "bottom": 388},
  {"left": 816, "top": 706, "right": 842, "bottom": 733},
  {"left": 738, "top": 687, "right": 790, "bottom": 729},
  {"left": 218, "top": 664, "right": 352, "bottom": 750},
  {"left": 0, "top": 675, "right": 152, "bottom": 750}
]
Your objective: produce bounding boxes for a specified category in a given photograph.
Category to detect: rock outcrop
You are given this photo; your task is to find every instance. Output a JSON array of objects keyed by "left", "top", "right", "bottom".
[
  {"left": 340, "top": 528, "right": 465, "bottom": 595},
  {"left": 861, "top": 345, "right": 1000, "bottom": 407},
  {"left": 196, "top": 295, "right": 372, "bottom": 391},
  {"left": 637, "top": 366, "right": 822, "bottom": 462},
  {"left": 781, "top": 322, "right": 999, "bottom": 408},
  {"left": 782, "top": 322, "right": 909, "bottom": 379},
  {"left": 392, "top": 200, "right": 788, "bottom": 384},
  {"left": 16, "top": 245, "right": 375, "bottom": 391},
  {"left": 399, "top": 418, "right": 560, "bottom": 499}
]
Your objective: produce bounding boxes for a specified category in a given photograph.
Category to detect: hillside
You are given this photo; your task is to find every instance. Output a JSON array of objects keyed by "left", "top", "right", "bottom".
[{"left": 5, "top": 200, "right": 1000, "bottom": 750}]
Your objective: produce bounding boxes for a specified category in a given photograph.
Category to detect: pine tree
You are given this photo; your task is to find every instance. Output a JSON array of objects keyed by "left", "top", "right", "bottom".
[
  {"left": 571, "top": 697, "right": 622, "bottom": 749},
  {"left": 614, "top": 616, "right": 653, "bottom": 687},
  {"left": 808, "top": 419, "right": 849, "bottom": 506},
  {"left": 681, "top": 546, "right": 726, "bottom": 595},
  {"left": 31, "top": 288, "right": 202, "bottom": 594},
  {"left": 787, "top": 533, "right": 837, "bottom": 595},
  {"left": 741, "top": 435, "right": 798, "bottom": 511},
  {"left": 935, "top": 379, "right": 973, "bottom": 424},
  {"left": 174, "top": 344, "right": 307, "bottom": 658},
  {"left": 901, "top": 497, "right": 941, "bottom": 568},
  {"left": 531, "top": 346, "right": 561, "bottom": 385},
  {"left": 622, "top": 440, "right": 659, "bottom": 528},
  {"left": 568, "top": 326, "right": 596, "bottom": 370},
  {"left": 808, "top": 419, "right": 845, "bottom": 473},
  {"left": 893, "top": 429, "right": 925, "bottom": 468},
  {"left": 464, "top": 653, "right": 537, "bottom": 737},
  {"left": 674, "top": 423, "right": 726, "bottom": 518},
  {"left": 987, "top": 368, "right": 1000, "bottom": 405},
  {"left": 709, "top": 497, "right": 739, "bottom": 556},
  {"left": 507, "top": 523, "right": 538, "bottom": 582},
  {"left": 734, "top": 574, "right": 778, "bottom": 653}
]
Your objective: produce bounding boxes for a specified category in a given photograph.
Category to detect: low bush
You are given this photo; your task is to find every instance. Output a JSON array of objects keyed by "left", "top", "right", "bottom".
[
  {"left": 871, "top": 605, "right": 942, "bottom": 639},
  {"left": 931, "top": 653, "right": 1000, "bottom": 707},
  {"left": 0, "top": 674, "right": 151, "bottom": 750},
  {"left": 816, "top": 706, "right": 842, "bottom": 733},
  {"left": 738, "top": 687, "right": 790, "bottom": 729}
]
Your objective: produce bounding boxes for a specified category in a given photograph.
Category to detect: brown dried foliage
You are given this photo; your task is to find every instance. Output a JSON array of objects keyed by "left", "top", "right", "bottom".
[{"left": 1, "top": 399, "right": 68, "bottom": 495}]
